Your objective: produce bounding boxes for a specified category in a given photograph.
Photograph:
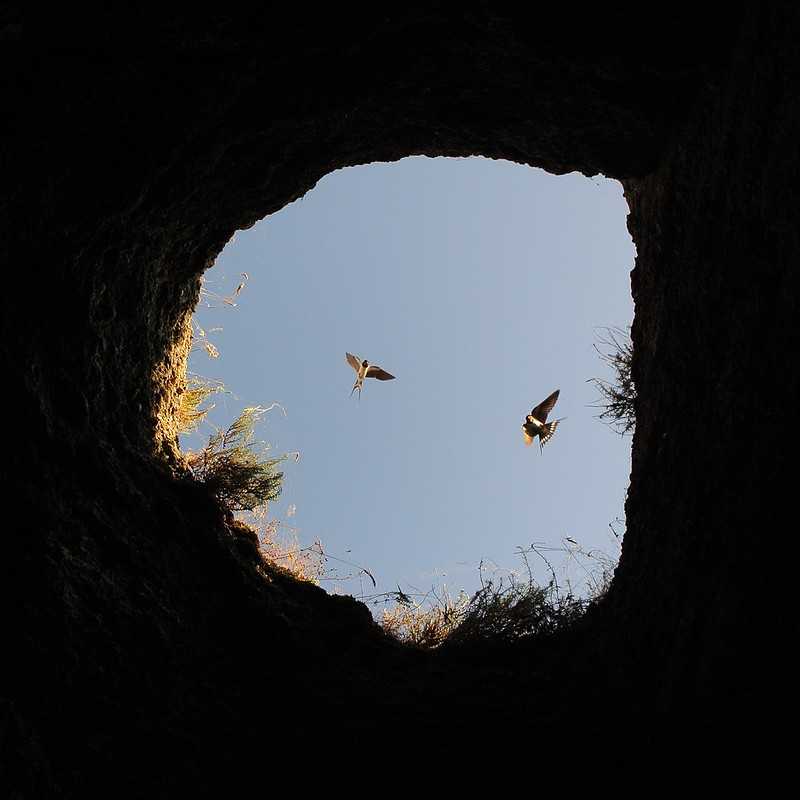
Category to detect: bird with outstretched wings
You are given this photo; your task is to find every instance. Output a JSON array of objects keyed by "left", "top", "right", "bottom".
[{"left": 346, "top": 352, "right": 395, "bottom": 398}]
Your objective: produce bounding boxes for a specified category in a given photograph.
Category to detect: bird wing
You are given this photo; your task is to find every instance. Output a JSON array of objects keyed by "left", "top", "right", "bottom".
[
  {"left": 539, "top": 418, "right": 563, "bottom": 449},
  {"left": 345, "top": 352, "right": 362, "bottom": 374},
  {"left": 530, "top": 389, "right": 560, "bottom": 422},
  {"left": 522, "top": 428, "right": 534, "bottom": 446},
  {"left": 365, "top": 365, "right": 395, "bottom": 381}
]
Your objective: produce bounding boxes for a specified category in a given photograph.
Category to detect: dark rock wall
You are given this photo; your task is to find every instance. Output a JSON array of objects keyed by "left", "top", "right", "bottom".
[
  {"left": 616, "top": 7, "right": 800, "bottom": 708},
  {"left": 2, "top": 5, "right": 794, "bottom": 791}
]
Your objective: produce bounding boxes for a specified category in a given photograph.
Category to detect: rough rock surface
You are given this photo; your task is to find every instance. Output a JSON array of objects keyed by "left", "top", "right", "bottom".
[{"left": 2, "top": 6, "right": 796, "bottom": 791}]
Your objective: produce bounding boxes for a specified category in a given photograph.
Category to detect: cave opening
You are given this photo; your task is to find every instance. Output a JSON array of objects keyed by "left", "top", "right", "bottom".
[
  {"left": 9, "top": 8, "right": 794, "bottom": 789},
  {"left": 180, "top": 155, "right": 635, "bottom": 614}
]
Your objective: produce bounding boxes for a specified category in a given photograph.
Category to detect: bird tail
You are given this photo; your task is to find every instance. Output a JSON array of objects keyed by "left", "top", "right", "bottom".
[{"left": 539, "top": 418, "right": 565, "bottom": 451}]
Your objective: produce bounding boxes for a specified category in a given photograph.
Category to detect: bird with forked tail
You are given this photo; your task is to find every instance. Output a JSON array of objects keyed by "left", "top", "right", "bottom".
[
  {"left": 346, "top": 352, "right": 395, "bottom": 398},
  {"left": 522, "top": 389, "right": 565, "bottom": 452}
]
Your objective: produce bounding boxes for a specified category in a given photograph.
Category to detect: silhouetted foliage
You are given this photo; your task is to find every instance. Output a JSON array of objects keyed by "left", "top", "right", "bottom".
[
  {"left": 589, "top": 326, "right": 636, "bottom": 435},
  {"left": 382, "top": 575, "right": 589, "bottom": 648},
  {"left": 381, "top": 541, "right": 615, "bottom": 649},
  {"left": 446, "top": 577, "right": 587, "bottom": 646}
]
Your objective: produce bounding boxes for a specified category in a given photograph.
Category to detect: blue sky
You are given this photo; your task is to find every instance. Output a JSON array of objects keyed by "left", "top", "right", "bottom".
[{"left": 182, "top": 156, "right": 634, "bottom": 611}]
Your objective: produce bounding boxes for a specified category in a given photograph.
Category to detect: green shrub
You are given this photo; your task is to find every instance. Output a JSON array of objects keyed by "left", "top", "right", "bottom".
[{"left": 186, "top": 406, "right": 285, "bottom": 511}]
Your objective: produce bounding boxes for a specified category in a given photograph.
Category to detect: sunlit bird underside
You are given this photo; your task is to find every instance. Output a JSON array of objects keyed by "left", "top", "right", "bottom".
[{"left": 522, "top": 389, "right": 564, "bottom": 452}]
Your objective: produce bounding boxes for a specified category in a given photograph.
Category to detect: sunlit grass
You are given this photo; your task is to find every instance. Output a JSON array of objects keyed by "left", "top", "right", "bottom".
[
  {"left": 380, "top": 540, "right": 618, "bottom": 649},
  {"left": 176, "top": 375, "right": 226, "bottom": 436},
  {"left": 242, "top": 506, "right": 326, "bottom": 584}
]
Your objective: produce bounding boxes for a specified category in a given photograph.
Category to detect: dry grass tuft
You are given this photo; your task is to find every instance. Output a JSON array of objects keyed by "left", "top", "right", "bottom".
[
  {"left": 183, "top": 273, "right": 316, "bottom": 579},
  {"left": 382, "top": 588, "right": 469, "bottom": 648},
  {"left": 176, "top": 376, "right": 225, "bottom": 435},
  {"left": 242, "top": 507, "right": 325, "bottom": 583},
  {"left": 382, "top": 577, "right": 587, "bottom": 649},
  {"left": 381, "top": 539, "right": 618, "bottom": 649}
]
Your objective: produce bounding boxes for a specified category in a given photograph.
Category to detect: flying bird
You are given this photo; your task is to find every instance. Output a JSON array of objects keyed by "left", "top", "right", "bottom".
[
  {"left": 346, "top": 352, "right": 395, "bottom": 398},
  {"left": 522, "top": 389, "right": 565, "bottom": 451}
]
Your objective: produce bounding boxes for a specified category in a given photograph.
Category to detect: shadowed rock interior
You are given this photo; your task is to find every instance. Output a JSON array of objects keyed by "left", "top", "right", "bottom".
[{"left": 2, "top": 6, "right": 796, "bottom": 789}]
